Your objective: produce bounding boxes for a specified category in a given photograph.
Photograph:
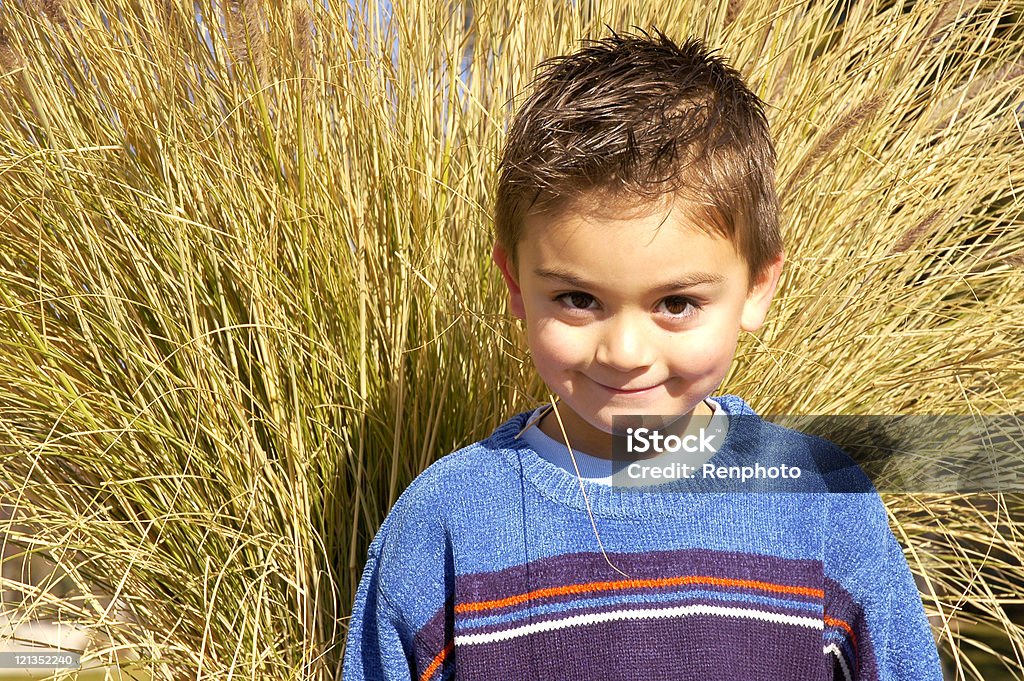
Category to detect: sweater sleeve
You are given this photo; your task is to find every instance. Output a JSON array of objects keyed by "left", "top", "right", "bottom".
[
  {"left": 824, "top": 492, "right": 944, "bottom": 681},
  {"left": 342, "top": 539, "right": 418, "bottom": 681},
  {"left": 342, "top": 469, "right": 457, "bottom": 681},
  {"left": 875, "top": 529, "right": 945, "bottom": 680}
]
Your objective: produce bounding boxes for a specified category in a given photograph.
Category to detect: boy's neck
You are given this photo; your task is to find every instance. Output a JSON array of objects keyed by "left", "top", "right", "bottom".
[{"left": 537, "top": 399, "right": 716, "bottom": 461}]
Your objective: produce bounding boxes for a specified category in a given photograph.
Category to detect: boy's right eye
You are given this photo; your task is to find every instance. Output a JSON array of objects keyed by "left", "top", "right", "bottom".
[{"left": 554, "top": 292, "right": 597, "bottom": 311}]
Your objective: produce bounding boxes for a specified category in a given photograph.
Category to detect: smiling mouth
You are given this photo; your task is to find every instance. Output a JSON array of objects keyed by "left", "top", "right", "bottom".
[{"left": 595, "top": 381, "right": 663, "bottom": 395}]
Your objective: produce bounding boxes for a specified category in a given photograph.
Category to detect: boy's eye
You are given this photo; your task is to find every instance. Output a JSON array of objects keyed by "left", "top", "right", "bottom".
[
  {"left": 555, "top": 292, "right": 597, "bottom": 311},
  {"left": 659, "top": 296, "right": 699, "bottom": 317}
]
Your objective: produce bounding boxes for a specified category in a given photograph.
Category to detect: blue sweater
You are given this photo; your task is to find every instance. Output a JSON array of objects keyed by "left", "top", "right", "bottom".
[{"left": 343, "top": 395, "right": 943, "bottom": 680}]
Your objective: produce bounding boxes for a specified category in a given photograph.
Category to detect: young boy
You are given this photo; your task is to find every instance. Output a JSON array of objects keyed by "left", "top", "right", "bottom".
[{"left": 342, "top": 29, "right": 944, "bottom": 680}]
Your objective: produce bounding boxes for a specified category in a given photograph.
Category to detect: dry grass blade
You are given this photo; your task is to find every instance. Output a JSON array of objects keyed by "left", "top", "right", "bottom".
[{"left": 782, "top": 93, "right": 885, "bottom": 196}]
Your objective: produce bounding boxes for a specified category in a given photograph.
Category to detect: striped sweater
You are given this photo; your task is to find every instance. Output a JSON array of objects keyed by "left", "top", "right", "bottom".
[{"left": 342, "top": 395, "right": 943, "bottom": 680}]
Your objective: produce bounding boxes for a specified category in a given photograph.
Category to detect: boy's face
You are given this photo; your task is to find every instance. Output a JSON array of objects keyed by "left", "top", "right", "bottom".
[{"left": 492, "top": 195, "right": 783, "bottom": 459}]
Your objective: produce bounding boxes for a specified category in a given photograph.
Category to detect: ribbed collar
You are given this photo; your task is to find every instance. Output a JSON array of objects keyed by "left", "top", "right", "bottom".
[{"left": 488, "top": 395, "right": 763, "bottom": 518}]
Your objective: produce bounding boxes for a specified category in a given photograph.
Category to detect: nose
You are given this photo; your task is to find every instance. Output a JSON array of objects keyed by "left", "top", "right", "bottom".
[{"left": 594, "top": 314, "right": 655, "bottom": 372}]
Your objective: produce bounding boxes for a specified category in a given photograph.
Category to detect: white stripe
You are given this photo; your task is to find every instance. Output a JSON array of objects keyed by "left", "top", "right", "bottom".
[
  {"left": 455, "top": 604, "right": 823, "bottom": 646},
  {"left": 824, "top": 643, "right": 853, "bottom": 681}
]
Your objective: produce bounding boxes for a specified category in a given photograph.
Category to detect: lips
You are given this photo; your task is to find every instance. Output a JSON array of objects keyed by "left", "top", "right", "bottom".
[{"left": 594, "top": 380, "right": 663, "bottom": 395}]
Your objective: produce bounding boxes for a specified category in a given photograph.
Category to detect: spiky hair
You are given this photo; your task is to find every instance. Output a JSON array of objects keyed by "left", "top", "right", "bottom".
[{"left": 494, "top": 28, "right": 782, "bottom": 279}]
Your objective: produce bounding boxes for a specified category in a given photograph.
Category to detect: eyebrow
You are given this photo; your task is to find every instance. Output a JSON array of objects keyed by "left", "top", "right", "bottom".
[{"left": 534, "top": 267, "right": 726, "bottom": 292}]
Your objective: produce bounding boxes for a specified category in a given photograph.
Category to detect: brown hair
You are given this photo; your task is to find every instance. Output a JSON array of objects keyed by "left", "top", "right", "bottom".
[{"left": 494, "top": 28, "right": 782, "bottom": 281}]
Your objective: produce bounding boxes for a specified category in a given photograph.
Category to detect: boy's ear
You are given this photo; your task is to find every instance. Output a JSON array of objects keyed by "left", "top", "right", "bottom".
[
  {"left": 491, "top": 243, "right": 526, "bottom": 320},
  {"left": 740, "top": 251, "right": 784, "bottom": 333}
]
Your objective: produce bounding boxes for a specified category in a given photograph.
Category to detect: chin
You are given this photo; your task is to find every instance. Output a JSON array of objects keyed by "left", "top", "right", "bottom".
[
  {"left": 589, "top": 408, "right": 646, "bottom": 434},
  {"left": 604, "top": 400, "right": 698, "bottom": 421}
]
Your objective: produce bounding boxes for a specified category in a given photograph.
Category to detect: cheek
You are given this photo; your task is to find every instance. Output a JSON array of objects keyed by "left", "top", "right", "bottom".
[
  {"left": 666, "top": 324, "right": 740, "bottom": 376},
  {"left": 528, "top": 321, "right": 585, "bottom": 374}
]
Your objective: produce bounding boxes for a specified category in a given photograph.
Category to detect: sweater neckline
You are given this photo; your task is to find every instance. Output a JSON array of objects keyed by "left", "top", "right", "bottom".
[{"left": 490, "top": 395, "right": 762, "bottom": 518}]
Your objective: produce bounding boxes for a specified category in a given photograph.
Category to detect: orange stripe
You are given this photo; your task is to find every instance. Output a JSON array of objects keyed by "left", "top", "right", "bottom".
[
  {"left": 419, "top": 641, "right": 453, "bottom": 681},
  {"left": 455, "top": 575, "right": 824, "bottom": 614},
  {"left": 824, "top": 615, "right": 858, "bottom": 650}
]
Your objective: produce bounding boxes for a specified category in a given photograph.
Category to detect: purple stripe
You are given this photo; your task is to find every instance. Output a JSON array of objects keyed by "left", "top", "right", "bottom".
[
  {"left": 411, "top": 607, "right": 449, "bottom": 679},
  {"left": 454, "top": 614, "right": 830, "bottom": 681}
]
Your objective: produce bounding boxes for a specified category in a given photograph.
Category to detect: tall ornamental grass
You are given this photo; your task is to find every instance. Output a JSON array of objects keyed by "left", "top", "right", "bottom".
[{"left": 0, "top": 0, "right": 1022, "bottom": 678}]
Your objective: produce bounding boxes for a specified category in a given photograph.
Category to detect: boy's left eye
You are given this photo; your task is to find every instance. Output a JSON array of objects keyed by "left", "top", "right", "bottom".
[{"left": 658, "top": 296, "right": 699, "bottom": 317}]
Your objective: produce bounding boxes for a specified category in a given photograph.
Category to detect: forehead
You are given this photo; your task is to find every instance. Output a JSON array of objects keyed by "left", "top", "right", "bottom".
[{"left": 518, "top": 195, "right": 749, "bottom": 289}]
